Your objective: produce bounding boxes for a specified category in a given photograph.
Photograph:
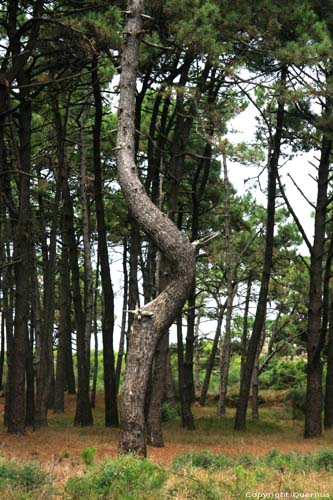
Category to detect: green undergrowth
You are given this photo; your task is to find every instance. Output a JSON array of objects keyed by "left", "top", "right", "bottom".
[
  {"left": 172, "top": 447, "right": 333, "bottom": 473},
  {"left": 0, "top": 459, "right": 48, "bottom": 500},
  {"left": 64, "top": 449, "right": 333, "bottom": 500}
]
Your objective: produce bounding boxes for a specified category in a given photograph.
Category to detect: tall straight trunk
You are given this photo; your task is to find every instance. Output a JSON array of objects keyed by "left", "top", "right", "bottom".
[
  {"left": 54, "top": 234, "right": 70, "bottom": 413},
  {"left": 325, "top": 287, "right": 333, "bottom": 428},
  {"left": 35, "top": 105, "right": 64, "bottom": 428},
  {"left": 177, "top": 314, "right": 185, "bottom": 409},
  {"left": 3, "top": 242, "right": 14, "bottom": 427},
  {"left": 0, "top": 312, "right": 4, "bottom": 391},
  {"left": 25, "top": 321, "right": 35, "bottom": 427},
  {"left": 0, "top": 303, "right": 4, "bottom": 388},
  {"left": 117, "top": 0, "right": 195, "bottom": 455},
  {"left": 199, "top": 301, "right": 226, "bottom": 406},
  {"left": 305, "top": 106, "right": 333, "bottom": 438},
  {"left": 92, "top": 59, "right": 118, "bottom": 426},
  {"left": 182, "top": 291, "right": 196, "bottom": 429},
  {"left": 194, "top": 310, "right": 202, "bottom": 398},
  {"left": 116, "top": 238, "right": 128, "bottom": 394},
  {"left": 73, "top": 123, "right": 94, "bottom": 426},
  {"left": 240, "top": 280, "right": 252, "bottom": 383},
  {"left": 91, "top": 261, "right": 99, "bottom": 409},
  {"left": 235, "top": 67, "right": 287, "bottom": 431},
  {"left": 217, "top": 151, "right": 233, "bottom": 417},
  {"left": 7, "top": 88, "right": 32, "bottom": 434},
  {"left": 63, "top": 176, "right": 93, "bottom": 426},
  {"left": 65, "top": 325, "right": 76, "bottom": 394}
]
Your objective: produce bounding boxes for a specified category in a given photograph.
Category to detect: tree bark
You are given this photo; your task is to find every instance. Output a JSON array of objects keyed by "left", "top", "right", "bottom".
[
  {"left": 199, "top": 301, "right": 226, "bottom": 406},
  {"left": 305, "top": 108, "right": 332, "bottom": 438},
  {"left": 116, "top": 238, "right": 128, "bottom": 394},
  {"left": 217, "top": 150, "right": 233, "bottom": 417},
  {"left": 92, "top": 56, "right": 118, "bottom": 425},
  {"left": 7, "top": 85, "right": 32, "bottom": 434},
  {"left": 235, "top": 66, "right": 287, "bottom": 431},
  {"left": 117, "top": 0, "right": 196, "bottom": 456},
  {"left": 240, "top": 279, "right": 252, "bottom": 383}
]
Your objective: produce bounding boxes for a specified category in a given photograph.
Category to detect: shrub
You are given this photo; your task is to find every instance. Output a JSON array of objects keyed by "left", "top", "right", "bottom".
[
  {"left": 81, "top": 447, "right": 97, "bottom": 466},
  {"left": 314, "top": 448, "right": 333, "bottom": 471},
  {"left": 0, "top": 460, "right": 46, "bottom": 489}
]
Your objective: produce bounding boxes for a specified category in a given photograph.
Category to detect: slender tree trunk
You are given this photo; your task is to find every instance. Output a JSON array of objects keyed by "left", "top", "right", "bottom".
[
  {"left": 194, "top": 309, "right": 202, "bottom": 398},
  {"left": 73, "top": 123, "right": 94, "bottom": 426},
  {"left": 54, "top": 235, "right": 70, "bottom": 413},
  {"left": 146, "top": 332, "right": 169, "bottom": 447},
  {"left": 91, "top": 58, "right": 118, "bottom": 426},
  {"left": 63, "top": 175, "right": 93, "bottom": 426},
  {"left": 235, "top": 67, "right": 287, "bottom": 431},
  {"left": 305, "top": 113, "right": 332, "bottom": 437},
  {"left": 165, "top": 351, "right": 176, "bottom": 407},
  {"left": 7, "top": 88, "right": 32, "bottom": 434},
  {"left": 117, "top": 0, "right": 195, "bottom": 455},
  {"left": 0, "top": 313, "right": 4, "bottom": 391},
  {"left": 91, "top": 261, "right": 99, "bottom": 409},
  {"left": 116, "top": 238, "right": 128, "bottom": 394},
  {"left": 325, "top": 287, "right": 333, "bottom": 428},
  {"left": 240, "top": 280, "right": 252, "bottom": 383},
  {"left": 251, "top": 326, "right": 266, "bottom": 420},
  {"left": 217, "top": 150, "right": 233, "bottom": 417},
  {"left": 199, "top": 301, "right": 226, "bottom": 406},
  {"left": 35, "top": 127, "right": 63, "bottom": 429},
  {"left": 25, "top": 321, "right": 35, "bottom": 427}
]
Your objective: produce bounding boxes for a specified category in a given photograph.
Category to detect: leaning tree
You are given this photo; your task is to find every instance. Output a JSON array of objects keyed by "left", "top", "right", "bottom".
[{"left": 116, "top": 0, "right": 196, "bottom": 456}]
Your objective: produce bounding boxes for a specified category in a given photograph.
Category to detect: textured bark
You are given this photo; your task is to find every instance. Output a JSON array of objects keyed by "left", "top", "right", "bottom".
[
  {"left": 92, "top": 58, "right": 118, "bottom": 425},
  {"left": 35, "top": 139, "right": 63, "bottom": 428},
  {"left": 305, "top": 121, "right": 332, "bottom": 438},
  {"left": 235, "top": 67, "right": 286, "bottom": 431},
  {"left": 146, "top": 332, "right": 169, "bottom": 447},
  {"left": 7, "top": 86, "right": 32, "bottom": 434},
  {"left": 240, "top": 280, "right": 252, "bottom": 383},
  {"left": 194, "top": 310, "right": 202, "bottom": 398},
  {"left": 116, "top": 238, "right": 128, "bottom": 394},
  {"left": 62, "top": 176, "right": 93, "bottom": 426},
  {"left": 199, "top": 301, "right": 226, "bottom": 406},
  {"left": 117, "top": 0, "right": 196, "bottom": 456},
  {"left": 217, "top": 151, "right": 233, "bottom": 417},
  {"left": 324, "top": 288, "right": 333, "bottom": 428},
  {"left": 91, "top": 262, "right": 99, "bottom": 409},
  {"left": 25, "top": 324, "right": 35, "bottom": 427},
  {"left": 251, "top": 326, "right": 266, "bottom": 420},
  {"left": 54, "top": 236, "right": 70, "bottom": 413},
  {"left": 0, "top": 310, "right": 4, "bottom": 391}
]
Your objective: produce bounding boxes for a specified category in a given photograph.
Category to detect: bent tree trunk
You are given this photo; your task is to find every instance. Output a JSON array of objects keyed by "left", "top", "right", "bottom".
[{"left": 117, "top": 0, "right": 196, "bottom": 456}]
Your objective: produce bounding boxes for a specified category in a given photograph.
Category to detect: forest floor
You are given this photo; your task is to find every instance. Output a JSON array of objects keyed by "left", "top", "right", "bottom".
[{"left": 0, "top": 392, "right": 333, "bottom": 499}]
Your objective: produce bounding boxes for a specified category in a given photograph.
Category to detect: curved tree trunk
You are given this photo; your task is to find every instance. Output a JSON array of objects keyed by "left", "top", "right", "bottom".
[{"left": 117, "top": 0, "right": 196, "bottom": 456}]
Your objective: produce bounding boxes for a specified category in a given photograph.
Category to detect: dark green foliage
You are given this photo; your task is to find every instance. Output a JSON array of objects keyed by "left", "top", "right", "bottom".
[{"left": 0, "top": 461, "right": 46, "bottom": 490}]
